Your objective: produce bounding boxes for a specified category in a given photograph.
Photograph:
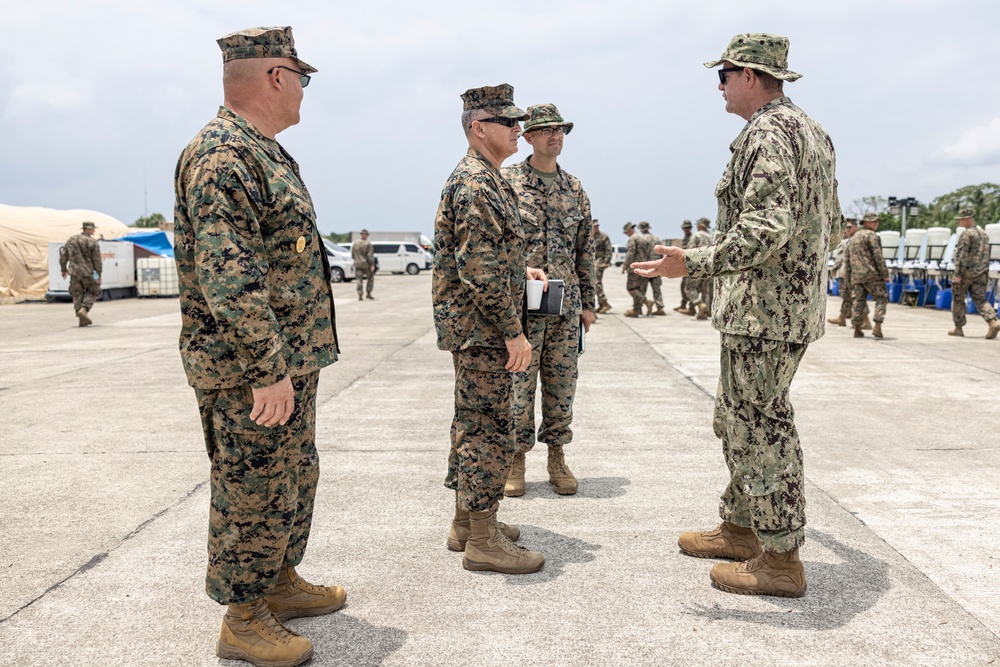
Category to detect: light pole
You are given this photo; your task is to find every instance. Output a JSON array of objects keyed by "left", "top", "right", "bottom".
[{"left": 887, "top": 196, "right": 919, "bottom": 238}]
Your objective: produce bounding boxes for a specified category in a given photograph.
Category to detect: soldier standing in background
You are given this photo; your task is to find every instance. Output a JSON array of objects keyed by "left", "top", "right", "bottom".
[
  {"left": 845, "top": 213, "right": 888, "bottom": 339},
  {"left": 674, "top": 220, "right": 693, "bottom": 312},
  {"left": 59, "top": 221, "right": 102, "bottom": 327},
  {"left": 680, "top": 218, "right": 714, "bottom": 319},
  {"left": 623, "top": 222, "right": 652, "bottom": 317},
  {"left": 502, "top": 103, "right": 595, "bottom": 498},
  {"left": 433, "top": 83, "right": 547, "bottom": 575},
  {"left": 592, "top": 219, "right": 613, "bottom": 313},
  {"left": 634, "top": 33, "right": 842, "bottom": 598},
  {"left": 638, "top": 221, "right": 667, "bottom": 316},
  {"left": 949, "top": 207, "right": 1000, "bottom": 339},
  {"left": 352, "top": 229, "right": 376, "bottom": 301},
  {"left": 174, "top": 26, "right": 344, "bottom": 667},
  {"left": 827, "top": 218, "right": 856, "bottom": 327}
]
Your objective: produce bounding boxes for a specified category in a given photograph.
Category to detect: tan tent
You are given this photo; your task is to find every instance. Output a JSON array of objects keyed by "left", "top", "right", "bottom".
[{"left": 0, "top": 203, "right": 132, "bottom": 301}]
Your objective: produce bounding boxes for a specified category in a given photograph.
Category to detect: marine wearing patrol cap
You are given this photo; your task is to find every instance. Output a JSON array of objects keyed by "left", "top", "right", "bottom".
[
  {"left": 955, "top": 207, "right": 975, "bottom": 220},
  {"left": 217, "top": 26, "right": 317, "bottom": 74},
  {"left": 81, "top": 221, "right": 96, "bottom": 230},
  {"left": 862, "top": 212, "right": 879, "bottom": 224},
  {"left": 623, "top": 222, "right": 636, "bottom": 232},
  {"left": 705, "top": 33, "right": 802, "bottom": 82},
  {"left": 461, "top": 84, "right": 528, "bottom": 119},
  {"left": 520, "top": 103, "right": 573, "bottom": 137}
]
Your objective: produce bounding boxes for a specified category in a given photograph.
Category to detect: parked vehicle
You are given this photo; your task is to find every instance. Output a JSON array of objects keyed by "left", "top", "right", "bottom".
[
  {"left": 612, "top": 245, "right": 628, "bottom": 267},
  {"left": 369, "top": 242, "right": 426, "bottom": 275},
  {"left": 323, "top": 240, "right": 355, "bottom": 282}
]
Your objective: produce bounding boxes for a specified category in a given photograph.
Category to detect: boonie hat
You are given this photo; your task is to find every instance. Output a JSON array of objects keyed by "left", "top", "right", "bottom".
[
  {"left": 696, "top": 217, "right": 710, "bottom": 229},
  {"left": 521, "top": 103, "right": 573, "bottom": 137},
  {"left": 638, "top": 221, "right": 651, "bottom": 231},
  {"left": 955, "top": 207, "right": 975, "bottom": 220},
  {"left": 217, "top": 26, "right": 316, "bottom": 74},
  {"left": 705, "top": 33, "right": 801, "bottom": 82},
  {"left": 681, "top": 220, "right": 693, "bottom": 229},
  {"left": 623, "top": 222, "right": 635, "bottom": 232},
  {"left": 461, "top": 84, "right": 528, "bottom": 120}
]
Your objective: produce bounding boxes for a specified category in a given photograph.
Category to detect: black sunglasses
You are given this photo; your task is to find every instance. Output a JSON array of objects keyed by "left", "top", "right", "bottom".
[
  {"left": 717, "top": 67, "right": 744, "bottom": 85},
  {"left": 268, "top": 65, "right": 311, "bottom": 88},
  {"left": 478, "top": 116, "right": 520, "bottom": 128}
]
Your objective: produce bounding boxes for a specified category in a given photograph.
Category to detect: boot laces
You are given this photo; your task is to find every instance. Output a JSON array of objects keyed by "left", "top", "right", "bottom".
[
  {"left": 495, "top": 530, "right": 529, "bottom": 556},
  {"left": 244, "top": 601, "right": 298, "bottom": 643},
  {"left": 736, "top": 552, "right": 765, "bottom": 573}
]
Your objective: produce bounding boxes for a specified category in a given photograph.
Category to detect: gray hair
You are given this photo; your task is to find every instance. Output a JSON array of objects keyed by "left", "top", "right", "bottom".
[{"left": 462, "top": 108, "right": 489, "bottom": 136}]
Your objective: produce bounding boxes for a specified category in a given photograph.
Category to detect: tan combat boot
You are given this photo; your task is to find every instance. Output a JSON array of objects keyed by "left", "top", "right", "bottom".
[
  {"left": 948, "top": 326, "right": 964, "bottom": 337},
  {"left": 76, "top": 308, "right": 92, "bottom": 327},
  {"left": 547, "top": 446, "right": 577, "bottom": 495},
  {"left": 217, "top": 599, "right": 314, "bottom": 667},
  {"left": 644, "top": 299, "right": 655, "bottom": 316},
  {"left": 827, "top": 315, "right": 846, "bottom": 326},
  {"left": 504, "top": 452, "right": 526, "bottom": 497},
  {"left": 624, "top": 309, "right": 639, "bottom": 318},
  {"left": 861, "top": 315, "right": 872, "bottom": 330},
  {"left": 872, "top": 322, "right": 883, "bottom": 339},
  {"left": 463, "top": 510, "right": 544, "bottom": 574},
  {"left": 677, "top": 522, "right": 762, "bottom": 560},
  {"left": 653, "top": 306, "right": 667, "bottom": 316},
  {"left": 678, "top": 306, "right": 696, "bottom": 316},
  {"left": 854, "top": 327, "right": 864, "bottom": 338},
  {"left": 987, "top": 319, "right": 1000, "bottom": 340},
  {"left": 265, "top": 565, "right": 346, "bottom": 623},
  {"left": 358, "top": 294, "right": 363, "bottom": 301},
  {"left": 709, "top": 548, "right": 807, "bottom": 598},
  {"left": 449, "top": 491, "right": 519, "bottom": 551},
  {"left": 696, "top": 303, "right": 709, "bottom": 320},
  {"left": 673, "top": 303, "right": 687, "bottom": 312},
  {"left": 598, "top": 302, "right": 612, "bottom": 314}
]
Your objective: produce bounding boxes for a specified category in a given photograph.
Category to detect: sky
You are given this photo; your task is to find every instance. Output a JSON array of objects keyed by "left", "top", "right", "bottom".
[{"left": 2, "top": 0, "right": 1000, "bottom": 244}]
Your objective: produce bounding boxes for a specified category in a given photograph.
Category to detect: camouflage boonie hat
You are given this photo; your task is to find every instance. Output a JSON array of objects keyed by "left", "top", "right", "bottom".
[
  {"left": 696, "top": 217, "right": 711, "bottom": 228},
  {"left": 638, "top": 221, "right": 651, "bottom": 231},
  {"left": 955, "top": 207, "right": 975, "bottom": 220},
  {"left": 681, "top": 220, "right": 692, "bottom": 229},
  {"left": 623, "top": 222, "right": 635, "bottom": 232},
  {"left": 705, "top": 33, "right": 802, "bottom": 82},
  {"left": 862, "top": 213, "right": 879, "bottom": 223},
  {"left": 521, "top": 103, "right": 574, "bottom": 137},
  {"left": 81, "top": 221, "right": 96, "bottom": 230},
  {"left": 217, "top": 26, "right": 317, "bottom": 74},
  {"left": 461, "top": 84, "right": 527, "bottom": 120}
]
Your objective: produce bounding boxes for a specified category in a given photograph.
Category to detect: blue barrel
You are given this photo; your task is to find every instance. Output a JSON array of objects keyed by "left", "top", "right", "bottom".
[
  {"left": 888, "top": 282, "right": 903, "bottom": 303},
  {"left": 936, "top": 288, "right": 952, "bottom": 310},
  {"left": 831, "top": 280, "right": 839, "bottom": 296},
  {"left": 923, "top": 282, "right": 939, "bottom": 307}
]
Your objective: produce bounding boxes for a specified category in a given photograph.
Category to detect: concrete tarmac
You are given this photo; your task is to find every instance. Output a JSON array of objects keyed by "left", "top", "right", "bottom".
[{"left": 1, "top": 269, "right": 998, "bottom": 666}]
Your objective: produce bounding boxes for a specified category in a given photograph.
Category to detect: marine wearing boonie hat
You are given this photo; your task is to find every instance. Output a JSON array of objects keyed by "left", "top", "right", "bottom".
[
  {"left": 217, "top": 26, "right": 317, "bottom": 74},
  {"left": 704, "top": 33, "right": 802, "bottom": 82},
  {"left": 681, "top": 220, "right": 692, "bottom": 230},
  {"left": 696, "top": 217, "right": 710, "bottom": 229},
  {"left": 461, "top": 84, "right": 528, "bottom": 119},
  {"left": 520, "top": 103, "right": 573, "bottom": 137},
  {"left": 638, "top": 221, "right": 651, "bottom": 231},
  {"left": 955, "top": 207, "right": 975, "bottom": 220}
]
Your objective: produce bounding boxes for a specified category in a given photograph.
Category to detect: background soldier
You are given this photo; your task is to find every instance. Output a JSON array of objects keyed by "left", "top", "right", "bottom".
[
  {"left": 828, "top": 218, "right": 855, "bottom": 326},
  {"left": 680, "top": 217, "right": 714, "bottom": 319},
  {"left": 59, "top": 221, "right": 102, "bottom": 327},
  {"left": 845, "top": 212, "right": 888, "bottom": 339},
  {"left": 623, "top": 222, "right": 652, "bottom": 317},
  {"left": 675, "top": 220, "right": 693, "bottom": 312},
  {"left": 173, "top": 26, "right": 344, "bottom": 667},
  {"left": 950, "top": 207, "right": 1000, "bottom": 339},
  {"left": 502, "top": 103, "right": 595, "bottom": 498},
  {"left": 638, "top": 221, "right": 667, "bottom": 315},
  {"left": 432, "top": 83, "right": 547, "bottom": 575},
  {"left": 634, "top": 33, "right": 842, "bottom": 598},
  {"left": 352, "top": 229, "right": 376, "bottom": 300},
  {"left": 592, "top": 219, "right": 613, "bottom": 313}
]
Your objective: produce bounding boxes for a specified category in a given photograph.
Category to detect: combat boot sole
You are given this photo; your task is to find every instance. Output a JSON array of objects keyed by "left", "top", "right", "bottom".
[
  {"left": 987, "top": 321, "right": 1000, "bottom": 340},
  {"left": 462, "top": 549, "right": 544, "bottom": 574},
  {"left": 710, "top": 574, "right": 807, "bottom": 598},
  {"left": 216, "top": 640, "right": 313, "bottom": 667},
  {"left": 709, "top": 552, "right": 807, "bottom": 598}
]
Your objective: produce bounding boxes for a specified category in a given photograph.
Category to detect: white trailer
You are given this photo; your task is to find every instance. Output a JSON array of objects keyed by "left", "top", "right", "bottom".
[{"left": 46, "top": 241, "right": 136, "bottom": 302}]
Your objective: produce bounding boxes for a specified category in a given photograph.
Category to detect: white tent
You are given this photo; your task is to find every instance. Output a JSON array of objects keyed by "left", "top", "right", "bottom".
[{"left": 0, "top": 203, "right": 131, "bottom": 300}]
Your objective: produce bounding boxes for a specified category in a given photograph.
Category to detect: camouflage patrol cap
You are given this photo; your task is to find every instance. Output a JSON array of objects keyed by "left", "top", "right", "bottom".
[
  {"left": 862, "top": 213, "right": 879, "bottom": 224},
  {"left": 696, "top": 217, "right": 711, "bottom": 229},
  {"left": 845, "top": 217, "right": 857, "bottom": 226},
  {"left": 360, "top": 228, "right": 370, "bottom": 234},
  {"left": 638, "top": 221, "right": 651, "bottom": 231},
  {"left": 623, "top": 222, "right": 636, "bottom": 232},
  {"left": 681, "top": 220, "right": 692, "bottom": 229},
  {"left": 461, "top": 84, "right": 528, "bottom": 119},
  {"left": 217, "top": 26, "right": 317, "bottom": 75},
  {"left": 955, "top": 207, "right": 975, "bottom": 220},
  {"left": 81, "top": 221, "right": 96, "bottom": 230},
  {"left": 521, "top": 103, "right": 574, "bottom": 137},
  {"left": 592, "top": 219, "right": 600, "bottom": 226},
  {"left": 705, "top": 33, "right": 802, "bottom": 82}
]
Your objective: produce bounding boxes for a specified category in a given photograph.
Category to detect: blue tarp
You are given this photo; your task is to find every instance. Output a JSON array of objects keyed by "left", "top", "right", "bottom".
[{"left": 114, "top": 231, "right": 174, "bottom": 258}]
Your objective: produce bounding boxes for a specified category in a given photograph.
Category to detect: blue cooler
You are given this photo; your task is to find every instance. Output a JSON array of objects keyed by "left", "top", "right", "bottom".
[
  {"left": 923, "top": 282, "right": 939, "bottom": 307},
  {"left": 888, "top": 282, "right": 903, "bottom": 303},
  {"left": 936, "top": 288, "right": 952, "bottom": 310}
]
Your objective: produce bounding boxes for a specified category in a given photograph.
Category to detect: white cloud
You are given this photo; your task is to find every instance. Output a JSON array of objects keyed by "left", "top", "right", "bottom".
[{"left": 937, "top": 118, "right": 1000, "bottom": 167}]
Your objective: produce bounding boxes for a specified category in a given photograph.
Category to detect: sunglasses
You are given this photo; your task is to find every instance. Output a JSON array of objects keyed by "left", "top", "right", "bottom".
[
  {"left": 478, "top": 116, "right": 520, "bottom": 128},
  {"left": 717, "top": 67, "right": 743, "bottom": 85},
  {"left": 268, "top": 65, "right": 311, "bottom": 88}
]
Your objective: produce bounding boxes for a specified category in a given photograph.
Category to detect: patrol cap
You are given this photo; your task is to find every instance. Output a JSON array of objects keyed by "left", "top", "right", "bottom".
[
  {"left": 862, "top": 213, "right": 879, "bottom": 224},
  {"left": 955, "top": 207, "right": 975, "bottom": 220},
  {"left": 81, "top": 221, "right": 96, "bottom": 230},
  {"left": 623, "top": 222, "right": 635, "bottom": 232},
  {"left": 360, "top": 228, "right": 370, "bottom": 234},
  {"left": 638, "top": 221, "right": 651, "bottom": 231},
  {"left": 461, "top": 84, "right": 528, "bottom": 120},
  {"left": 521, "top": 103, "right": 573, "bottom": 137},
  {"left": 845, "top": 217, "right": 857, "bottom": 226},
  {"left": 681, "top": 220, "right": 693, "bottom": 229},
  {"left": 217, "top": 26, "right": 317, "bottom": 74},
  {"left": 591, "top": 219, "right": 600, "bottom": 226},
  {"left": 705, "top": 33, "right": 802, "bottom": 82},
  {"left": 696, "top": 217, "right": 711, "bottom": 229}
]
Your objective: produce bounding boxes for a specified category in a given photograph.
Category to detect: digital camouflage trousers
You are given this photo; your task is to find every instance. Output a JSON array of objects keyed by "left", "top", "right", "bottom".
[
  {"left": 445, "top": 347, "right": 514, "bottom": 513},
  {"left": 513, "top": 314, "right": 580, "bottom": 454},
  {"left": 851, "top": 279, "right": 887, "bottom": 325},
  {"left": 714, "top": 334, "right": 808, "bottom": 553},
  {"left": 69, "top": 275, "right": 100, "bottom": 312},
  {"left": 952, "top": 273, "right": 998, "bottom": 327},
  {"left": 595, "top": 265, "right": 608, "bottom": 307},
  {"left": 195, "top": 372, "right": 320, "bottom": 605},
  {"left": 626, "top": 273, "right": 649, "bottom": 311}
]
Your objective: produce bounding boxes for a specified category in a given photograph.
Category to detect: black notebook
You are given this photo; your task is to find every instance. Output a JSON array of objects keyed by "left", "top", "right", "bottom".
[{"left": 527, "top": 279, "right": 565, "bottom": 316}]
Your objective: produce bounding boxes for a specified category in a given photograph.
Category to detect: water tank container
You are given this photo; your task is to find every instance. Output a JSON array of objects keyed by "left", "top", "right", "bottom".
[
  {"left": 986, "top": 223, "right": 1000, "bottom": 260},
  {"left": 903, "top": 229, "right": 926, "bottom": 261},
  {"left": 877, "top": 231, "right": 900, "bottom": 260},
  {"left": 925, "top": 227, "right": 951, "bottom": 260}
]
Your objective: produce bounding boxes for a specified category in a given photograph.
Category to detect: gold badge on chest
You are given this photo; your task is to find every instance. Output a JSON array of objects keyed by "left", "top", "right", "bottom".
[{"left": 296, "top": 236, "right": 306, "bottom": 253}]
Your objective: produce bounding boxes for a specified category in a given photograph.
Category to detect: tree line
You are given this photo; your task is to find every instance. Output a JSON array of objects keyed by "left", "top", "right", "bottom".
[{"left": 847, "top": 183, "right": 999, "bottom": 232}]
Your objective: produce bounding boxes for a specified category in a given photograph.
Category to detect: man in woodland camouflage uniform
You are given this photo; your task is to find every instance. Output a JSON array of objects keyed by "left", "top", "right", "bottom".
[
  {"left": 675, "top": 220, "right": 693, "bottom": 312},
  {"left": 59, "top": 221, "right": 102, "bottom": 327},
  {"left": 845, "top": 213, "right": 888, "bottom": 339},
  {"left": 501, "top": 103, "right": 595, "bottom": 498},
  {"left": 638, "top": 221, "right": 667, "bottom": 315},
  {"left": 174, "top": 26, "right": 343, "bottom": 667},
  {"left": 352, "top": 228, "right": 376, "bottom": 300},
  {"left": 433, "top": 83, "right": 548, "bottom": 575},
  {"left": 949, "top": 207, "right": 1000, "bottom": 339},
  {"left": 681, "top": 217, "right": 714, "bottom": 319},
  {"left": 634, "top": 33, "right": 842, "bottom": 598},
  {"left": 623, "top": 222, "right": 652, "bottom": 317},
  {"left": 592, "top": 219, "right": 613, "bottom": 313}
]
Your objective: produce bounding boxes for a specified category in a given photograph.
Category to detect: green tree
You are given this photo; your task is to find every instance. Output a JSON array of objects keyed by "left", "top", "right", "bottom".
[
  {"left": 324, "top": 232, "right": 351, "bottom": 244},
  {"left": 134, "top": 212, "right": 166, "bottom": 228}
]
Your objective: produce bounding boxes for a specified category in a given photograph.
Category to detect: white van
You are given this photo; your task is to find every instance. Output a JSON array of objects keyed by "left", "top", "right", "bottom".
[
  {"left": 322, "top": 240, "right": 355, "bottom": 282},
  {"left": 371, "top": 242, "right": 426, "bottom": 275}
]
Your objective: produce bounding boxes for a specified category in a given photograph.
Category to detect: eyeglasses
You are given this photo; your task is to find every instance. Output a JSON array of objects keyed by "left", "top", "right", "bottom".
[
  {"left": 529, "top": 127, "right": 566, "bottom": 137},
  {"left": 717, "top": 67, "right": 743, "bottom": 85},
  {"left": 478, "top": 116, "right": 520, "bottom": 128},
  {"left": 268, "top": 65, "right": 311, "bottom": 88}
]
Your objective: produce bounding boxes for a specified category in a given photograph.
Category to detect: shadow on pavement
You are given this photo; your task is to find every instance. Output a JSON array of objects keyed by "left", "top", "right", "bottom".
[
  {"left": 682, "top": 529, "right": 890, "bottom": 630},
  {"left": 287, "top": 612, "right": 407, "bottom": 667},
  {"left": 502, "top": 526, "right": 602, "bottom": 586},
  {"left": 520, "top": 476, "right": 630, "bottom": 500}
]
